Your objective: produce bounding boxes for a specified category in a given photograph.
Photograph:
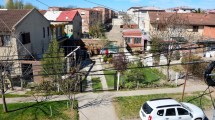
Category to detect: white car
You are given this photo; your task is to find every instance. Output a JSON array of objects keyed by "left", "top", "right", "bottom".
[{"left": 139, "top": 98, "right": 207, "bottom": 120}]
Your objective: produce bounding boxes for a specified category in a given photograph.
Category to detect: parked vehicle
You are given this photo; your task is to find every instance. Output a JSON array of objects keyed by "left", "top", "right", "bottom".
[{"left": 139, "top": 98, "right": 206, "bottom": 120}]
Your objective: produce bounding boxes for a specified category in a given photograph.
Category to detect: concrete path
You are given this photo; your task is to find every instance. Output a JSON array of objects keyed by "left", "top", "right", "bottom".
[
  {"left": 92, "top": 57, "right": 108, "bottom": 90},
  {"left": 1, "top": 84, "right": 211, "bottom": 120}
]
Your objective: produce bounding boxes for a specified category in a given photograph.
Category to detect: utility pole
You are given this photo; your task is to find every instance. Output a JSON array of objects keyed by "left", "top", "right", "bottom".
[
  {"left": 182, "top": 46, "right": 191, "bottom": 101},
  {"left": 0, "top": 68, "right": 8, "bottom": 112}
]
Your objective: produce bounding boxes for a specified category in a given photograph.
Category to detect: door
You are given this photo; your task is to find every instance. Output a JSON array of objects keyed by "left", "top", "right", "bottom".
[
  {"left": 177, "top": 108, "right": 192, "bottom": 120},
  {"left": 164, "top": 108, "right": 178, "bottom": 120}
]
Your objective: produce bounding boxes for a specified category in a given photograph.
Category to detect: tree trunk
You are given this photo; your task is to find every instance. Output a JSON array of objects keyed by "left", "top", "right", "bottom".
[{"left": 0, "top": 69, "right": 8, "bottom": 112}]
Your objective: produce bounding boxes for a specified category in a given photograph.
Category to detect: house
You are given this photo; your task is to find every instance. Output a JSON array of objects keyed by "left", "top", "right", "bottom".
[
  {"left": 122, "top": 29, "right": 148, "bottom": 52},
  {"left": 166, "top": 6, "right": 196, "bottom": 13},
  {"left": 148, "top": 12, "right": 215, "bottom": 39},
  {"left": 56, "top": 10, "right": 82, "bottom": 40},
  {"left": 127, "top": 6, "right": 165, "bottom": 31},
  {"left": 43, "top": 10, "right": 82, "bottom": 40},
  {"left": 0, "top": 8, "right": 51, "bottom": 84}
]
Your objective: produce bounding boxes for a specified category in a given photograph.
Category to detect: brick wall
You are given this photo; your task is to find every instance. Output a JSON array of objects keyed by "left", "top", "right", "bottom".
[{"left": 203, "top": 26, "right": 215, "bottom": 38}]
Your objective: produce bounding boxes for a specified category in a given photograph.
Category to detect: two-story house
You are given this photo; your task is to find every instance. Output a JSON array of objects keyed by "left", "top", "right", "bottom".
[
  {"left": 43, "top": 10, "right": 82, "bottom": 40},
  {"left": 0, "top": 8, "right": 50, "bottom": 84}
]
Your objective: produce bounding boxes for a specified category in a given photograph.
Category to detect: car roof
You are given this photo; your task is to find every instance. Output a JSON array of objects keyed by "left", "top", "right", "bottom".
[{"left": 147, "top": 98, "right": 181, "bottom": 109}]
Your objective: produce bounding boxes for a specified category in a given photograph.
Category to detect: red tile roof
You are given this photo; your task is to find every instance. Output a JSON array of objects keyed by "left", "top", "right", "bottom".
[
  {"left": 39, "top": 10, "right": 47, "bottom": 15},
  {"left": 0, "top": 9, "right": 32, "bottom": 32},
  {"left": 122, "top": 29, "right": 142, "bottom": 36},
  {"left": 56, "top": 10, "right": 78, "bottom": 21},
  {"left": 149, "top": 12, "right": 215, "bottom": 26}
]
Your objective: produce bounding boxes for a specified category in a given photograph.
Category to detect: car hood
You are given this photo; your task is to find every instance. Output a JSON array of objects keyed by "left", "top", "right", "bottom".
[{"left": 182, "top": 102, "right": 205, "bottom": 117}]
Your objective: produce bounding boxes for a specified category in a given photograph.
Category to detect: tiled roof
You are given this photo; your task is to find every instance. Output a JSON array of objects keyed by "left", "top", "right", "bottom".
[
  {"left": 56, "top": 10, "right": 78, "bottom": 21},
  {"left": 167, "top": 6, "right": 195, "bottom": 10},
  {"left": 122, "top": 29, "right": 142, "bottom": 36},
  {"left": 0, "top": 9, "right": 31, "bottom": 32},
  {"left": 39, "top": 10, "right": 47, "bottom": 15},
  {"left": 149, "top": 12, "right": 215, "bottom": 26}
]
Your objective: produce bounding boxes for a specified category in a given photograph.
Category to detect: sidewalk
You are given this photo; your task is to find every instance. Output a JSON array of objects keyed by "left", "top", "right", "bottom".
[{"left": 1, "top": 84, "right": 210, "bottom": 120}]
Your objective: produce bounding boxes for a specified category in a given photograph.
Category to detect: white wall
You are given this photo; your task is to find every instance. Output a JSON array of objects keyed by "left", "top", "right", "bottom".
[{"left": 15, "top": 9, "right": 50, "bottom": 58}]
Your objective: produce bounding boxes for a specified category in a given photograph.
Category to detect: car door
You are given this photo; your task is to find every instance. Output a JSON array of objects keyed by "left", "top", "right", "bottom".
[
  {"left": 164, "top": 108, "right": 178, "bottom": 120},
  {"left": 176, "top": 108, "right": 192, "bottom": 120}
]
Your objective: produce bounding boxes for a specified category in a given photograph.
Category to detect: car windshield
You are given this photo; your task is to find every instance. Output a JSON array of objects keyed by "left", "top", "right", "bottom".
[
  {"left": 181, "top": 103, "right": 192, "bottom": 112},
  {"left": 142, "top": 102, "right": 153, "bottom": 114}
]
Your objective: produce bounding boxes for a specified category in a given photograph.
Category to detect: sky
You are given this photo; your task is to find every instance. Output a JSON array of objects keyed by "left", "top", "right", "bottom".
[{"left": 0, "top": 0, "right": 215, "bottom": 11}]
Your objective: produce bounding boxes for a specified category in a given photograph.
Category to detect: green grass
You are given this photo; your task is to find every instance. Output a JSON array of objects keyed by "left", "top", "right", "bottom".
[
  {"left": 0, "top": 94, "right": 30, "bottom": 98},
  {"left": 114, "top": 93, "right": 212, "bottom": 119},
  {"left": 92, "top": 77, "right": 103, "bottom": 91},
  {"left": 0, "top": 100, "right": 79, "bottom": 120},
  {"left": 143, "top": 68, "right": 160, "bottom": 83},
  {"left": 104, "top": 70, "right": 116, "bottom": 88}
]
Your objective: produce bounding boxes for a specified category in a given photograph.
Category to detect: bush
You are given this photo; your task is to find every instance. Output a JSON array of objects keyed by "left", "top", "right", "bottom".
[
  {"left": 181, "top": 55, "right": 208, "bottom": 78},
  {"left": 124, "top": 82, "right": 136, "bottom": 89},
  {"left": 107, "top": 58, "right": 113, "bottom": 63},
  {"left": 103, "top": 55, "right": 108, "bottom": 62}
]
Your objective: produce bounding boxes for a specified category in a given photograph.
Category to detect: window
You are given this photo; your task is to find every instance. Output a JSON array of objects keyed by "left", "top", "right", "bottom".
[
  {"left": 193, "top": 26, "right": 199, "bottom": 32},
  {"left": 134, "top": 38, "right": 141, "bottom": 44},
  {"left": 157, "top": 24, "right": 166, "bottom": 31},
  {"left": 177, "top": 108, "right": 189, "bottom": 115},
  {"left": 157, "top": 110, "right": 164, "bottom": 116},
  {"left": 125, "top": 37, "right": 131, "bottom": 43},
  {"left": 142, "top": 103, "right": 153, "bottom": 114},
  {"left": 0, "top": 35, "right": 10, "bottom": 46},
  {"left": 43, "top": 27, "right": 45, "bottom": 38},
  {"left": 81, "top": 12, "right": 85, "bottom": 15},
  {"left": 166, "top": 108, "right": 176, "bottom": 116},
  {"left": 21, "top": 33, "right": 31, "bottom": 44},
  {"left": 47, "top": 27, "right": 50, "bottom": 37}
]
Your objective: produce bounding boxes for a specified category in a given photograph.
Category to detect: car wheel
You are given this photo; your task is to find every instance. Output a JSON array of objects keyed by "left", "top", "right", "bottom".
[{"left": 195, "top": 118, "right": 202, "bottom": 120}]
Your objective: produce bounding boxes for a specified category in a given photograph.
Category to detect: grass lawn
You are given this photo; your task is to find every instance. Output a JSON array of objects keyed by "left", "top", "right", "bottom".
[
  {"left": 103, "top": 70, "right": 116, "bottom": 88},
  {"left": 104, "top": 68, "right": 165, "bottom": 88},
  {"left": 92, "top": 77, "right": 103, "bottom": 91},
  {"left": 114, "top": 93, "right": 212, "bottom": 119},
  {"left": 0, "top": 100, "right": 79, "bottom": 120},
  {"left": 0, "top": 94, "right": 30, "bottom": 98}
]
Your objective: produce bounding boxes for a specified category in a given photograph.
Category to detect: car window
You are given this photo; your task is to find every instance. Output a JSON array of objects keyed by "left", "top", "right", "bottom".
[
  {"left": 142, "top": 103, "right": 153, "bottom": 114},
  {"left": 177, "top": 108, "right": 189, "bottom": 115},
  {"left": 157, "top": 109, "right": 164, "bottom": 116},
  {"left": 166, "top": 108, "right": 176, "bottom": 116}
]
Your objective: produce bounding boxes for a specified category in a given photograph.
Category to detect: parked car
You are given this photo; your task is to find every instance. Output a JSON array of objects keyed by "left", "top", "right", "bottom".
[{"left": 139, "top": 98, "right": 206, "bottom": 120}]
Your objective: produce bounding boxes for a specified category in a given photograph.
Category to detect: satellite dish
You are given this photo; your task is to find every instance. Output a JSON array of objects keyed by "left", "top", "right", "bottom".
[{"left": 204, "top": 61, "right": 215, "bottom": 86}]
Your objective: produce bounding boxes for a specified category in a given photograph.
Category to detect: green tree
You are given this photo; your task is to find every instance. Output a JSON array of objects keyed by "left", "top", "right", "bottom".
[
  {"left": 14, "top": 0, "right": 23, "bottom": 9},
  {"left": 0, "top": 5, "right": 4, "bottom": 8},
  {"left": 89, "top": 22, "right": 105, "bottom": 38},
  {"left": 6, "top": 0, "right": 14, "bottom": 9},
  {"left": 23, "top": 3, "right": 35, "bottom": 9},
  {"left": 41, "top": 39, "right": 65, "bottom": 91},
  {"left": 150, "top": 37, "right": 163, "bottom": 65}
]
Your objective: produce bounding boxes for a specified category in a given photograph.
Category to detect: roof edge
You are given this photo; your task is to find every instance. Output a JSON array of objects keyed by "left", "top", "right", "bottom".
[{"left": 12, "top": 8, "right": 35, "bottom": 30}]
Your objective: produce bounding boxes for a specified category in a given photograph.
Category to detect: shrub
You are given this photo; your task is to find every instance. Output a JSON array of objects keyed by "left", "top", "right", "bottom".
[
  {"left": 124, "top": 82, "right": 136, "bottom": 89},
  {"left": 181, "top": 55, "right": 208, "bottom": 78},
  {"left": 107, "top": 58, "right": 113, "bottom": 63},
  {"left": 103, "top": 55, "right": 108, "bottom": 62}
]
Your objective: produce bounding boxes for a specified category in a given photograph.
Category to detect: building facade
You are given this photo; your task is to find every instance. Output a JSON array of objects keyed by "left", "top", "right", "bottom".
[{"left": 0, "top": 8, "right": 50, "bottom": 83}]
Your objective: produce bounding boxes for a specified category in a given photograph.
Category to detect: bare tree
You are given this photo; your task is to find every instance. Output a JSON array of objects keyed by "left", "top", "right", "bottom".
[{"left": 150, "top": 13, "right": 203, "bottom": 81}]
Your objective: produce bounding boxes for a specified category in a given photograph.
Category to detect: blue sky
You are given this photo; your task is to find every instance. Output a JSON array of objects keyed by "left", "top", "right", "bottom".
[{"left": 0, "top": 0, "right": 214, "bottom": 11}]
